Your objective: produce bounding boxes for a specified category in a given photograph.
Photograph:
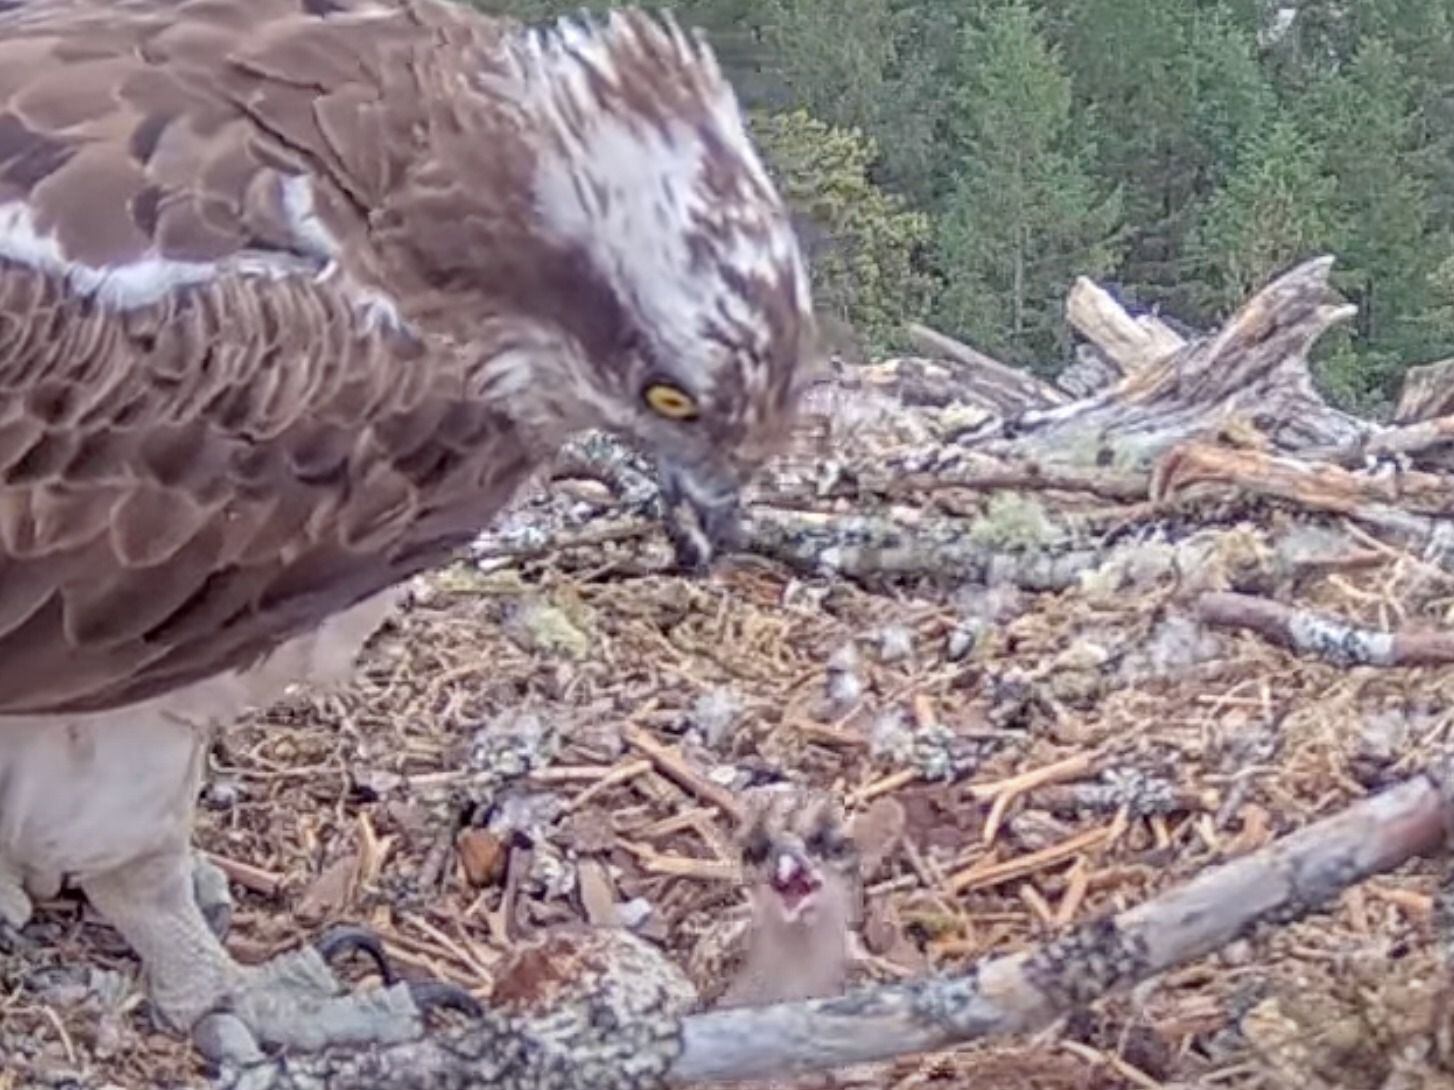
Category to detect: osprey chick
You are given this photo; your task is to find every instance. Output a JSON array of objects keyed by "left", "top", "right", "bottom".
[{"left": 0, "top": 0, "right": 812, "bottom": 1062}]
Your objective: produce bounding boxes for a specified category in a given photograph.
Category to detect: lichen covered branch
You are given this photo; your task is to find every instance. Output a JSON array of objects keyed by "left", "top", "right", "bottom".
[{"left": 1198, "top": 591, "right": 1454, "bottom": 667}]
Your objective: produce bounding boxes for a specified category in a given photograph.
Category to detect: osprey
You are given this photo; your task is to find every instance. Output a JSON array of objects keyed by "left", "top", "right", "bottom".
[{"left": 0, "top": 0, "right": 813, "bottom": 1062}]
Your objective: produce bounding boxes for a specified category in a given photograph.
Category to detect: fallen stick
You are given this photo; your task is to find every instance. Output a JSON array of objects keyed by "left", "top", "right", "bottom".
[
  {"left": 904, "top": 321, "right": 1070, "bottom": 413},
  {"left": 1198, "top": 591, "right": 1454, "bottom": 667},
  {"left": 217, "top": 767, "right": 1454, "bottom": 1090},
  {"left": 1153, "top": 440, "right": 1447, "bottom": 543}
]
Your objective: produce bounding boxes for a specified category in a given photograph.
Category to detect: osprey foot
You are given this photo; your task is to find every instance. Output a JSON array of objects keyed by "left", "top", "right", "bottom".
[
  {"left": 192, "top": 854, "right": 234, "bottom": 940},
  {"left": 196, "top": 927, "right": 481, "bottom": 1065},
  {"left": 81, "top": 853, "right": 478, "bottom": 1065}
]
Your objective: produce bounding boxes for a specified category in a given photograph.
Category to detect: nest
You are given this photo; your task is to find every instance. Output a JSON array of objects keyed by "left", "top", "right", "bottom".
[{"left": 8, "top": 257, "right": 1454, "bottom": 1089}]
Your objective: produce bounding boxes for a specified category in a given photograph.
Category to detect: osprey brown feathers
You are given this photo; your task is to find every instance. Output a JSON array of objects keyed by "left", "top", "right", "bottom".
[{"left": 0, "top": 0, "right": 813, "bottom": 715}]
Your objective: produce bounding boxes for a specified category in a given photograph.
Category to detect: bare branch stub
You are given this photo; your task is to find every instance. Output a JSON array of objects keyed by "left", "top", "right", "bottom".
[{"left": 1064, "top": 275, "right": 1185, "bottom": 375}]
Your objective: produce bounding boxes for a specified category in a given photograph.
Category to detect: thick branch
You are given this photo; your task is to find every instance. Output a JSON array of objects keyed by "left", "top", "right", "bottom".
[
  {"left": 218, "top": 770, "right": 1454, "bottom": 1089},
  {"left": 1198, "top": 591, "right": 1454, "bottom": 667},
  {"left": 1064, "top": 275, "right": 1186, "bottom": 374},
  {"left": 904, "top": 322, "right": 1069, "bottom": 414},
  {"left": 1153, "top": 440, "right": 1450, "bottom": 541},
  {"left": 740, "top": 506, "right": 1098, "bottom": 588},
  {"left": 1395, "top": 357, "right": 1454, "bottom": 424},
  {"left": 989, "top": 257, "right": 1368, "bottom": 464}
]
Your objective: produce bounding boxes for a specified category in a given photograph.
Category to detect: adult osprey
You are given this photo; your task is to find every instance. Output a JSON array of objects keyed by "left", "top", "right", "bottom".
[{"left": 0, "top": 0, "right": 813, "bottom": 1062}]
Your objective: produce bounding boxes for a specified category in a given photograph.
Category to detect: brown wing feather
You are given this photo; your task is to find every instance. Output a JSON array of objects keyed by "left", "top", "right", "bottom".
[
  {"left": 0, "top": 0, "right": 536, "bottom": 715},
  {"left": 0, "top": 264, "right": 535, "bottom": 716}
]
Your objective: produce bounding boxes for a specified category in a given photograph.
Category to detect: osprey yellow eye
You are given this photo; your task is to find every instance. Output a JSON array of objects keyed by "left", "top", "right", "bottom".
[{"left": 643, "top": 382, "right": 699, "bottom": 421}]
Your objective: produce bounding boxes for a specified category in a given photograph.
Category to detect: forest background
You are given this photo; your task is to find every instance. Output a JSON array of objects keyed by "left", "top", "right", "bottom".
[{"left": 475, "top": 0, "right": 1454, "bottom": 417}]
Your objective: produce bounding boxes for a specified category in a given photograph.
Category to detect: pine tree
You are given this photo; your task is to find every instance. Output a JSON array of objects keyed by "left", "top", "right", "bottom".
[
  {"left": 1190, "top": 116, "right": 1339, "bottom": 314},
  {"left": 751, "top": 111, "right": 932, "bottom": 350},
  {"left": 1053, "top": 1, "right": 1271, "bottom": 318},
  {"left": 1302, "top": 39, "right": 1437, "bottom": 353},
  {"left": 932, "top": 0, "right": 1122, "bottom": 371}
]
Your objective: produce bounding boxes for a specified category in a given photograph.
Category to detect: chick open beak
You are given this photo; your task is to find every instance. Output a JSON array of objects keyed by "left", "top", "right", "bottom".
[
  {"left": 657, "top": 457, "right": 743, "bottom": 571},
  {"left": 768, "top": 849, "right": 823, "bottom": 919}
]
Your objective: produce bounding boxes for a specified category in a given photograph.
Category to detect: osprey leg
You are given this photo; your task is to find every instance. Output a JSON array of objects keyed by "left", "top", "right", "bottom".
[{"left": 82, "top": 847, "right": 446, "bottom": 1055}]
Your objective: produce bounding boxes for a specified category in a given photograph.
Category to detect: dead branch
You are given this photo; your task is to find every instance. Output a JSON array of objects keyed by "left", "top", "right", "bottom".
[
  {"left": 1056, "top": 344, "right": 1122, "bottom": 397},
  {"left": 988, "top": 257, "right": 1368, "bottom": 464},
  {"left": 1064, "top": 275, "right": 1186, "bottom": 374},
  {"left": 1153, "top": 441, "right": 1449, "bottom": 542},
  {"left": 871, "top": 462, "right": 1149, "bottom": 504},
  {"left": 215, "top": 768, "right": 1454, "bottom": 1090},
  {"left": 1396, "top": 357, "right": 1454, "bottom": 424},
  {"left": 740, "top": 506, "right": 1099, "bottom": 588},
  {"left": 1198, "top": 591, "right": 1454, "bottom": 667},
  {"left": 904, "top": 322, "right": 1070, "bottom": 414},
  {"left": 765, "top": 447, "right": 1150, "bottom": 506},
  {"left": 1366, "top": 413, "right": 1454, "bottom": 468}
]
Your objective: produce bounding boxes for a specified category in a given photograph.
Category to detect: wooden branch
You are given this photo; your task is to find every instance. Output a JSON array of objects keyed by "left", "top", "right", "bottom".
[
  {"left": 1395, "top": 357, "right": 1454, "bottom": 424},
  {"left": 988, "top": 257, "right": 1369, "bottom": 465},
  {"left": 1056, "top": 344, "right": 1123, "bottom": 397},
  {"left": 1198, "top": 591, "right": 1454, "bottom": 667},
  {"left": 740, "top": 506, "right": 1099, "bottom": 589},
  {"left": 867, "top": 462, "right": 1149, "bottom": 504},
  {"left": 214, "top": 769, "right": 1454, "bottom": 1089},
  {"left": 1064, "top": 275, "right": 1186, "bottom": 374},
  {"left": 904, "top": 321, "right": 1070, "bottom": 414},
  {"left": 1152, "top": 440, "right": 1450, "bottom": 540}
]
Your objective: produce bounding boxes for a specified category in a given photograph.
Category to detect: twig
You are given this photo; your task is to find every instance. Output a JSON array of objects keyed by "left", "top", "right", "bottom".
[
  {"left": 1198, "top": 591, "right": 1454, "bottom": 667},
  {"left": 204, "top": 851, "right": 285, "bottom": 898},
  {"left": 969, "top": 752, "right": 1096, "bottom": 846},
  {"left": 948, "top": 823, "right": 1116, "bottom": 894},
  {"left": 620, "top": 724, "right": 743, "bottom": 823}
]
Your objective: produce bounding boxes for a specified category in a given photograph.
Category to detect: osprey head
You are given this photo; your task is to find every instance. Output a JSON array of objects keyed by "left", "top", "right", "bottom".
[{"left": 492, "top": 8, "right": 817, "bottom": 565}]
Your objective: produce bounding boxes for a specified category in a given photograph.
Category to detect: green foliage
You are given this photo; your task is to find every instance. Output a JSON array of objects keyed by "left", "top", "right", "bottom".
[
  {"left": 1054, "top": 3, "right": 1272, "bottom": 311},
  {"left": 932, "top": 1, "right": 1123, "bottom": 370},
  {"left": 1190, "top": 117, "right": 1339, "bottom": 313},
  {"left": 749, "top": 110, "right": 932, "bottom": 350},
  {"left": 462, "top": 0, "right": 1454, "bottom": 398}
]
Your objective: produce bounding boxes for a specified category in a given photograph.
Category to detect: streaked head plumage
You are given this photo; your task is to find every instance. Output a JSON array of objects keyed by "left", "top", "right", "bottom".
[{"left": 484, "top": 8, "right": 816, "bottom": 556}]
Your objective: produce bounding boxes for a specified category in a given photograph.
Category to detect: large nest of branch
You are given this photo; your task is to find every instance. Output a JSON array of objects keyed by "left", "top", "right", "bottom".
[{"left": 7, "top": 258, "right": 1454, "bottom": 1090}]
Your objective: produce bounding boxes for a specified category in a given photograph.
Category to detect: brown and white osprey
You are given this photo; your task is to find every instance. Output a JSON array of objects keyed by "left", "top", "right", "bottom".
[{"left": 0, "top": 0, "right": 813, "bottom": 1061}]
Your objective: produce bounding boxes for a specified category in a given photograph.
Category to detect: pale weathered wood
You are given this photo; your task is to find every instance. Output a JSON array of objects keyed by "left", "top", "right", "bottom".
[
  {"left": 904, "top": 321, "right": 1070, "bottom": 414},
  {"left": 982, "top": 257, "right": 1369, "bottom": 466},
  {"left": 1153, "top": 441, "right": 1452, "bottom": 541},
  {"left": 1065, "top": 275, "right": 1186, "bottom": 373},
  {"left": 1395, "top": 356, "right": 1454, "bottom": 424}
]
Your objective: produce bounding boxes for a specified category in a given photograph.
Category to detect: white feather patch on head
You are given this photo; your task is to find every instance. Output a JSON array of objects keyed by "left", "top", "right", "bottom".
[{"left": 493, "top": 9, "right": 808, "bottom": 374}]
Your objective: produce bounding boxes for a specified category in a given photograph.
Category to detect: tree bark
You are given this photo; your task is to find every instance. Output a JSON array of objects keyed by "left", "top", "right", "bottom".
[
  {"left": 1064, "top": 274, "right": 1186, "bottom": 374},
  {"left": 982, "top": 257, "right": 1368, "bottom": 466},
  {"left": 903, "top": 321, "right": 1069, "bottom": 413}
]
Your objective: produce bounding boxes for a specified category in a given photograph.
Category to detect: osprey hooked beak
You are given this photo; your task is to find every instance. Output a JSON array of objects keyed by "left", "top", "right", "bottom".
[{"left": 657, "top": 455, "right": 743, "bottom": 571}]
